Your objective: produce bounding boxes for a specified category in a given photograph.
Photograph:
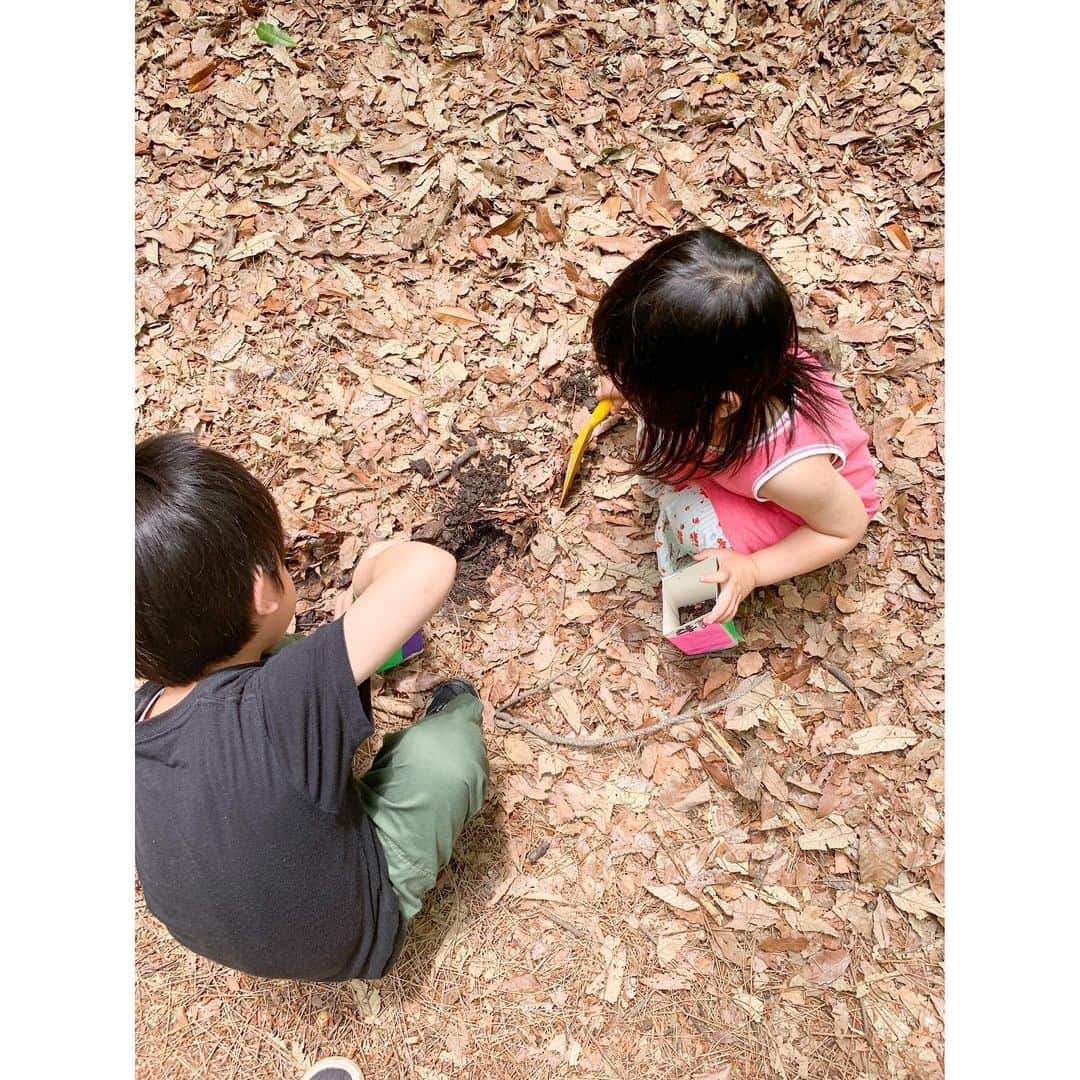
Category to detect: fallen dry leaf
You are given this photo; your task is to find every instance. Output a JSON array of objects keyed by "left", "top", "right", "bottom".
[
  {"left": 290, "top": 412, "right": 333, "bottom": 439},
  {"left": 409, "top": 398, "right": 429, "bottom": 435},
  {"left": 902, "top": 425, "right": 937, "bottom": 459},
  {"left": 327, "top": 155, "right": 374, "bottom": 198},
  {"left": 562, "top": 598, "right": 599, "bottom": 623},
  {"left": 843, "top": 725, "right": 920, "bottom": 756},
  {"left": 535, "top": 204, "right": 563, "bottom": 242},
  {"left": 583, "top": 530, "right": 626, "bottom": 563},
  {"left": 733, "top": 990, "right": 764, "bottom": 1022},
  {"left": 798, "top": 823, "right": 858, "bottom": 851},
  {"left": 503, "top": 734, "right": 534, "bottom": 767},
  {"left": 644, "top": 973, "right": 693, "bottom": 991},
  {"left": 644, "top": 884, "right": 700, "bottom": 912},
  {"left": 601, "top": 936, "right": 627, "bottom": 1004},
  {"left": 208, "top": 325, "right": 244, "bottom": 366},
  {"left": 136, "top": 2, "right": 944, "bottom": 1074},
  {"left": 859, "top": 827, "right": 900, "bottom": 888},
  {"left": 804, "top": 948, "right": 851, "bottom": 987},
  {"left": 370, "top": 372, "right": 419, "bottom": 400},
  {"left": 884, "top": 221, "right": 913, "bottom": 252},
  {"left": 927, "top": 860, "right": 945, "bottom": 903},
  {"left": 701, "top": 757, "right": 732, "bottom": 791},
  {"left": 737, "top": 651, "right": 765, "bottom": 677},
  {"left": 186, "top": 60, "right": 219, "bottom": 93},
  {"left": 758, "top": 936, "right": 810, "bottom": 954},
  {"left": 225, "top": 231, "right": 278, "bottom": 261},
  {"left": 504, "top": 972, "right": 541, "bottom": 994},
  {"left": 887, "top": 884, "right": 945, "bottom": 921},
  {"left": 701, "top": 660, "right": 734, "bottom": 697},
  {"left": 432, "top": 306, "right": 480, "bottom": 328},
  {"left": 489, "top": 210, "right": 526, "bottom": 237},
  {"left": 834, "top": 320, "right": 890, "bottom": 344},
  {"left": 667, "top": 781, "right": 711, "bottom": 812},
  {"left": 828, "top": 128, "right": 873, "bottom": 145},
  {"left": 733, "top": 740, "right": 766, "bottom": 801}
]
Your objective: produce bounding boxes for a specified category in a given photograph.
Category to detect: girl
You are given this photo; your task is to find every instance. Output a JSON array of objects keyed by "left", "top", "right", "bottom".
[{"left": 592, "top": 228, "right": 880, "bottom": 627}]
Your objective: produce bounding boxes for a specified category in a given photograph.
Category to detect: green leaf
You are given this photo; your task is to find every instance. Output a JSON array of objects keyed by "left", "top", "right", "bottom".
[{"left": 256, "top": 21, "right": 296, "bottom": 48}]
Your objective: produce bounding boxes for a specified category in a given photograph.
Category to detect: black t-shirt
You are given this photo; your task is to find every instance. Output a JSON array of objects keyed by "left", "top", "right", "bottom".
[{"left": 135, "top": 619, "right": 403, "bottom": 981}]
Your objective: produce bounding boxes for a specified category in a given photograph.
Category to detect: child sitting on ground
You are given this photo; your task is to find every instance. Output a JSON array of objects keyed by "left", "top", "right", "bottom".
[
  {"left": 591, "top": 228, "right": 880, "bottom": 626},
  {"left": 135, "top": 432, "right": 488, "bottom": 981}
]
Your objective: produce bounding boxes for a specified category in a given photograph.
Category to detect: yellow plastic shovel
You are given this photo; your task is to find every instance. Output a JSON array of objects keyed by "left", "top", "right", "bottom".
[{"left": 558, "top": 398, "right": 612, "bottom": 506}]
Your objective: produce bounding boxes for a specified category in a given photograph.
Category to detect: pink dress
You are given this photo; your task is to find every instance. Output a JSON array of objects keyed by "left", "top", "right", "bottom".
[{"left": 653, "top": 354, "right": 880, "bottom": 574}]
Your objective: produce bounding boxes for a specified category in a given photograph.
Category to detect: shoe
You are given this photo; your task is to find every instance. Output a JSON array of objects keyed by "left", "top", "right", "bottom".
[
  {"left": 425, "top": 678, "right": 478, "bottom": 716},
  {"left": 300, "top": 1059, "right": 363, "bottom": 1080}
]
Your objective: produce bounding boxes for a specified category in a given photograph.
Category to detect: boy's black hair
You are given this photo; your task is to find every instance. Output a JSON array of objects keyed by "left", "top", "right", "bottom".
[
  {"left": 590, "top": 228, "right": 836, "bottom": 482},
  {"left": 135, "top": 432, "right": 286, "bottom": 685}
]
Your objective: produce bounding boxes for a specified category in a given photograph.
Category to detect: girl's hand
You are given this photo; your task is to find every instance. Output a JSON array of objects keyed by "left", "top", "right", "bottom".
[
  {"left": 597, "top": 376, "right": 626, "bottom": 414},
  {"left": 693, "top": 548, "right": 758, "bottom": 625}
]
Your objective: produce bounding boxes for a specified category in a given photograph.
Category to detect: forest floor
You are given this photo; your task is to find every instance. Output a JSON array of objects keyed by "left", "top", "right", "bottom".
[{"left": 135, "top": 1, "right": 944, "bottom": 1077}]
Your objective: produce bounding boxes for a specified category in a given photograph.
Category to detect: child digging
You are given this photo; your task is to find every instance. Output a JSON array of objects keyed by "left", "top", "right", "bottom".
[
  {"left": 135, "top": 432, "right": 488, "bottom": 981},
  {"left": 592, "top": 228, "right": 880, "bottom": 626}
]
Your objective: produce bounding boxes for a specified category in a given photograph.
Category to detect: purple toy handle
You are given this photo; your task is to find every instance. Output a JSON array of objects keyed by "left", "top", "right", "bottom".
[{"left": 400, "top": 629, "right": 424, "bottom": 660}]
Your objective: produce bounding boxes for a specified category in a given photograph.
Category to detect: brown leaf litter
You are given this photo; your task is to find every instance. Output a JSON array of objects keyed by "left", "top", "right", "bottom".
[{"left": 136, "top": 1, "right": 944, "bottom": 1077}]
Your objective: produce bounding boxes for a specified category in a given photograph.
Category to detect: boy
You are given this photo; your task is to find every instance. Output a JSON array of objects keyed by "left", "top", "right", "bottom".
[{"left": 135, "top": 432, "right": 489, "bottom": 980}]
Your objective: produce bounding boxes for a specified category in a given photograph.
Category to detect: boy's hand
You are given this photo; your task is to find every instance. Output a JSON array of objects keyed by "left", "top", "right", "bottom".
[
  {"left": 350, "top": 539, "right": 404, "bottom": 598},
  {"left": 693, "top": 548, "right": 758, "bottom": 626},
  {"left": 333, "top": 589, "right": 351, "bottom": 620},
  {"left": 333, "top": 540, "right": 404, "bottom": 618},
  {"left": 596, "top": 376, "right": 626, "bottom": 414}
]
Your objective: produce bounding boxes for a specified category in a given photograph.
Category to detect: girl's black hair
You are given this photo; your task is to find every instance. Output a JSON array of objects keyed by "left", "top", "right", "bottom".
[
  {"left": 590, "top": 228, "right": 837, "bottom": 482},
  {"left": 135, "top": 432, "right": 286, "bottom": 685}
]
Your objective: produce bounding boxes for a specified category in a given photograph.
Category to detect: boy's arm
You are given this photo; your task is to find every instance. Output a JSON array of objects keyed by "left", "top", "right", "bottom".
[{"left": 340, "top": 541, "right": 457, "bottom": 684}]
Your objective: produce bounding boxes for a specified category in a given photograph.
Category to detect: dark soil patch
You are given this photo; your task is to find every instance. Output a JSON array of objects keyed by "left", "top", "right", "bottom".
[
  {"left": 556, "top": 366, "right": 597, "bottom": 410},
  {"left": 285, "top": 535, "right": 350, "bottom": 635},
  {"left": 678, "top": 600, "right": 715, "bottom": 627},
  {"left": 435, "top": 457, "right": 513, "bottom": 600}
]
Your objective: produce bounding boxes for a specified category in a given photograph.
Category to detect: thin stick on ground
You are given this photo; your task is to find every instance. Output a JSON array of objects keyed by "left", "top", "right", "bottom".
[
  {"left": 432, "top": 444, "right": 481, "bottom": 484},
  {"left": 495, "top": 672, "right": 772, "bottom": 748}
]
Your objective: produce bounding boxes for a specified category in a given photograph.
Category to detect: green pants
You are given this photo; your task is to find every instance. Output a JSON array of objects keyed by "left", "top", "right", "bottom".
[
  {"left": 356, "top": 691, "right": 489, "bottom": 919},
  {"left": 266, "top": 635, "right": 488, "bottom": 920}
]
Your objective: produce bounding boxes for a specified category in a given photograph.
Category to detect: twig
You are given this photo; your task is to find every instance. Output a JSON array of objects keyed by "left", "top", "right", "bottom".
[
  {"left": 537, "top": 908, "right": 591, "bottom": 939},
  {"left": 422, "top": 179, "right": 461, "bottom": 250},
  {"left": 824, "top": 661, "right": 859, "bottom": 695},
  {"left": 653, "top": 822, "right": 726, "bottom": 925},
  {"left": 701, "top": 718, "right": 744, "bottom": 767},
  {"left": 495, "top": 673, "right": 771, "bottom": 748},
  {"left": 824, "top": 659, "right": 872, "bottom": 712},
  {"left": 432, "top": 444, "right": 480, "bottom": 484}
]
